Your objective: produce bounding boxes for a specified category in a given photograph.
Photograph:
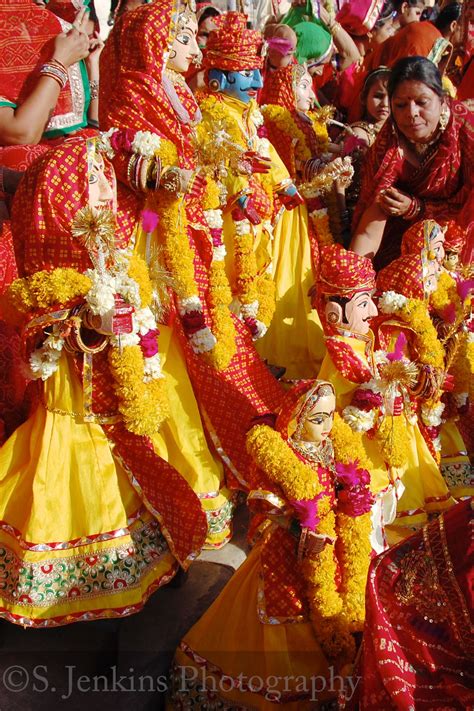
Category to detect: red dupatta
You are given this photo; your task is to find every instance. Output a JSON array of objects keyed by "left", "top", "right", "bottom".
[{"left": 353, "top": 100, "right": 474, "bottom": 269}]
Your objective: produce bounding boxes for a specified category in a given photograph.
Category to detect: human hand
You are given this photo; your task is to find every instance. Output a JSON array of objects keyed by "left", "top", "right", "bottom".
[
  {"left": 377, "top": 186, "right": 412, "bottom": 218},
  {"left": 53, "top": 29, "right": 89, "bottom": 67},
  {"left": 72, "top": 6, "right": 91, "bottom": 34},
  {"left": 85, "top": 31, "right": 105, "bottom": 72}
]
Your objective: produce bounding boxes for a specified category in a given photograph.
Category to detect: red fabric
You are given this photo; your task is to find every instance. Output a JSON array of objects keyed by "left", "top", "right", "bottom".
[
  {"left": 458, "top": 58, "right": 474, "bottom": 101},
  {"left": 100, "top": 3, "right": 285, "bottom": 484},
  {"left": 358, "top": 499, "right": 474, "bottom": 710},
  {"left": 325, "top": 337, "right": 373, "bottom": 383},
  {"left": 353, "top": 101, "right": 474, "bottom": 270},
  {"left": 376, "top": 253, "right": 426, "bottom": 300},
  {"left": 10, "top": 137, "right": 137, "bottom": 276},
  {"left": 204, "top": 12, "right": 263, "bottom": 71},
  {"left": 0, "top": 0, "right": 87, "bottom": 134},
  {"left": 260, "top": 65, "right": 296, "bottom": 111}
]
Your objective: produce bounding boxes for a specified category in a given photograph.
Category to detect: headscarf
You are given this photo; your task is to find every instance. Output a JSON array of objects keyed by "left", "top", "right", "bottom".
[
  {"left": 204, "top": 12, "right": 263, "bottom": 71},
  {"left": 275, "top": 379, "right": 335, "bottom": 442},
  {"left": 401, "top": 219, "right": 445, "bottom": 259},
  {"left": 442, "top": 220, "right": 465, "bottom": 254},
  {"left": 100, "top": 1, "right": 200, "bottom": 149},
  {"left": 318, "top": 244, "right": 376, "bottom": 299},
  {"left": 337, "top": 0, "right": 385, "bottom": 36},
  {"left": 10, "top": 137, "right": 136, "bottom": 276},
  {"left": 280, "top": 2, "right": 332, "bottom": 66},
  {"left": 376, "top": 253, "right": 433, "bottom": 300},
  {"left": 259, "top": 64, "right": 303, "bottom": 111}
]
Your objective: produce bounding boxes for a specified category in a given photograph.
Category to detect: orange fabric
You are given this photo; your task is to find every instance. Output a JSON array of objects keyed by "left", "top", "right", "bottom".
[
  {"left": 366, "top": 22, "right": 448, "bottom": 73},
  {"left": 204, "top": 12, "right": 263, "bottom": 71},
  {"left": 376, "top": 253, "right": 426, "bottom": 300}
]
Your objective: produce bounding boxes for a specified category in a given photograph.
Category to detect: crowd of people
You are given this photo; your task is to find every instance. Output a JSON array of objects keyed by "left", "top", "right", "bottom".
[{"left": 0, "top": 0, "right": 472, "bottom": 708}]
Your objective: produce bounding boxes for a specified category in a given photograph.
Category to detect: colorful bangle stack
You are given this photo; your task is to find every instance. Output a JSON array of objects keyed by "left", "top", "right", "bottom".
[
  {"left": 404, "top": 196, "right": 423, "bottom": 220},
  {"left": 126, "top": 154, "right": 158, "bottom": 193},
  {"left": 39, "top": 59, "right": 69, "bottom": 89},
  {"left": 89, "top": 79, "right": 99, "bottom": 101}
]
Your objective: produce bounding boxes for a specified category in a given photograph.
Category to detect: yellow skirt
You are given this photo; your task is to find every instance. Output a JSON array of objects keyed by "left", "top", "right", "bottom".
[
  {"left": 151, "top": 325, "right": 234, "bottom": 549},
  {"left": 256, "top": 204, "right": 326, "bottom": 378},
  {"left": 0, "top": 353, "right": 177, "bottom": 627},
  {"left": 170, "top": 546, "right": 338, "bottom": 710}
]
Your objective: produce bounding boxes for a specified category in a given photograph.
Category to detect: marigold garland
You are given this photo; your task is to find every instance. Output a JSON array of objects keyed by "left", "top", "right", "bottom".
[
  {"left": 397, "top": 298, "right": 445, "bottom": 368},
  {"left": 261, "top": 104, "right": 312, "bottom": 164},
  {"left": 127, "top": 254, "right": 153, "bottom": 309},
  {"left": 331, "top": 413, "right": 370, "bottom": 470},
  {"left": 108, "top": 343, "right": 169, "bottom": 436},
  {"left": 374, "top": 414, "right": 409, "bottom": 469},
  {"left": 207, "top": 260, "right": 237, "bottom": 369},
  {"left": 309, "top": 207, "right": 335, "bottom": 247},
  {"left": 2, "top": 269, "right": 92, "bottom": 325},
  {"left": 246, "top": 419, "right": 372, "bottom": 668}
]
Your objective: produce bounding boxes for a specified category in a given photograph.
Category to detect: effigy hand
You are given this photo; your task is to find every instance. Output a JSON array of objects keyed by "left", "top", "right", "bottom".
[
  {"left": 238, "top": 151, "right": 272, "bottom": 175},
  {"left": 231, "top": 195, "right": 261, "bottom": 225},
  {"left": 278, "top": 183, "right": 304, "bottom": 210}
]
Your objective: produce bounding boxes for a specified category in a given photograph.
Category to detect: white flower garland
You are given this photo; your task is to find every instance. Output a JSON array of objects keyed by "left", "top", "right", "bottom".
[
  {"left": 421, "top": 401, "right": 445, "bottom": 427},
  {"left": 27, "top": 325, "right": 65, "bottom": 381},
  {"left": 342, "top": 405, "right": 377, "bottom": 432},
  {"left": 378, "top": 291, "right": 408, "bottom": 314}
]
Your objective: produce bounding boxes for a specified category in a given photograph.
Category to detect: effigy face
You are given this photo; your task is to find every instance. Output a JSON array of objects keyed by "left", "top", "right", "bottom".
[
  {"left": 208, "top": 68, "right": 263, "bottom": 103},
  {"left": 167, "top": 13, "right": 200, "bottom": 74},
  {"left": 325, "top": 290, "right": 378, "bottom": 335}
]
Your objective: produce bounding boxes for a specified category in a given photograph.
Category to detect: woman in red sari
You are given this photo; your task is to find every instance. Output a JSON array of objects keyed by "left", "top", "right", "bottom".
[
  {"left": 357, "top": 498, "right": 473, "bottom": 710},
  {"left": 99, "top": 1, "right": 285, "bottom": 487},
  {"left": 351, "top": 56, "right": 474, "bottom": 270}
]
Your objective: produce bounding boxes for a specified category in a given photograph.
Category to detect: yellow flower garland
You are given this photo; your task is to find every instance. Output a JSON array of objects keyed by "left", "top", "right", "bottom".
[
  {"left": 397, "top": 298, "right": 445, "bottom": 369},
  {"left": 2, "top": 268, "right": 92, "bottom": 325},
  {"left": 309, "top": 207, "right": 335, "bottom": 247},
  {"left": 108, "top": 344, "right": 169, "bottom": 436},
  {"left": 430, "top": 271, "right": 463, "bottom": 322},
  {"left": 246, "top": 417, "right": 372, "bottom": 668},
  {"left": 261, "top": 104, "right": 311, "bottom": 165},
  {"left": 3, "top": 262, "right": 169, "bottom": 439}
]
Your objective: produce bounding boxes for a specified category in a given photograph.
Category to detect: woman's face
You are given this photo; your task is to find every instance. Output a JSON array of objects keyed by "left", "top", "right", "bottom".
[
  {"left": 372, "top": 17, "right": 395, "bottom": 43},
  {"left": 391, "top": 80, "right": 444, "bottom": 143},
  {"left": 365, "top": 76, "right": 390, "bottom": 123},
  {"left": 301, "top": 392, "right": 336, "bottom": 444},
  {"left": 167, "top": 15, "right": 200, "bottom": 73},
  {"left": 295, "top": 70, "right": 316, "bottom": 111},
  {"left": 88, "top": 156, "right": 114, "bottom": 210}
]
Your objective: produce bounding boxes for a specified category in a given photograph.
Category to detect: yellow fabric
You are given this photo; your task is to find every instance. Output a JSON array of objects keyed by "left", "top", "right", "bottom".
[
  {"left": 173, "top": 544, "right": 336, "bottom": 710},
  {"left": 318, "top": 336, "right": 455, "bottom": 529},
  {"left": 133, "top": 227, "right": 233, "bottom": 548},
  {"left": 0, "top": 353, "right": 177, "bottom": 625},
  {"left": 256, "top": 203, "right": 325, "bottom": 377}
]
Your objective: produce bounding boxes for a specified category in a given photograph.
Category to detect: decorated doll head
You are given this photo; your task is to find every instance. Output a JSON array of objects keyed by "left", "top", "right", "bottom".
[
  {"left": 377, "top": 252, "right": 440, "bottom": 300},
  {"left": 289, "top": 380, "right": 336, "bottom": 445},
  {"left": 401, "top": 218, "right": 446, "bottom": 266},
  {"left": 204, "top": 12, "right": 264, "bottom": 103},
  {"left": 167, "top": 4, "right": 201, "bottom": 73},
  {"left": 316, "top": 245, "right": 377, "bottom": 336},
  {"left": 259, "top": 63, "right": 315, "bottom": 112},
  {"left": 10, "top": 138, "right": 132, "bottom": 277},
  {"left": 441, "top": 220, "right": 464, "bottom": 272}
]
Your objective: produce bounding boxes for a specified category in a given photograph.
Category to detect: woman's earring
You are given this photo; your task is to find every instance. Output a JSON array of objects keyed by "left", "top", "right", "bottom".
[
  {"left": 209, "top": 78, "right": 220, "bottom": 92},
  {"left": 439, "top": 105, "right": 450, "bottom": 132}
]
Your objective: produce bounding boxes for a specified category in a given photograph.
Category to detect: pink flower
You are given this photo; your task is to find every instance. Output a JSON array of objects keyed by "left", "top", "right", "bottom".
[
  {"left": 352, "top": 389, "right": 382, "bottom": 410},
  {"left": 110, "top": 128, "right": 135, "bottom": 153},
  {"left": 456, "top": 278, "right": 474, "bottom": 302},
  {"left": 442, "top": 303, "right": 456, "bottom": 324},
  {"left": 291, "top": 497, "right": 321, "bottom": 531},
  {"left": 140, "top": 329, "right": 159, "bottom": 358},
  {"left": 342, "top": 134, "right": 367, "bottom": 156},
  {"left": 243, "top": 316, "right": 259, "bottom": 337},
  {"left": 141, "top": 209, "right": 159, "bottom": 233},
  {"left": 386, "top": 332, "right": 407, "bottom": 362},
  {"left": 210, "top": 228, "right": 223, "bottom": 247},
  {"left": 182, "top": 310, "right": 206, "bottom": 334},
  {"left": 335, "top": 462, "right": 374, "bottom": 517},
  {"left": 335, "top": 461, "right": 360, "bottom": 488}
]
